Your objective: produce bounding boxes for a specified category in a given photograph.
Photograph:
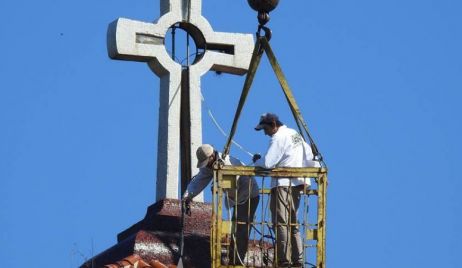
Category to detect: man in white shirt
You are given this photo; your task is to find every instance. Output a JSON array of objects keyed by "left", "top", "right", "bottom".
[
  {"left": 183, "top": 144, "right": 260, "bottom": 265},
  {"left": 253, "top": 113, "right": 316, "bottom": 268}
]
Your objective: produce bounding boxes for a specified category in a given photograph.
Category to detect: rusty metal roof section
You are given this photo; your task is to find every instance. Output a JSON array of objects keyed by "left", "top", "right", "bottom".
[
  {"left": 81, "top": 199, "right": 212, "bottom": 268},
  {"left": 81, "top": 198, "right": 274, "bottom": 267},
  {"left": 118, "top": 199, "right": 212, "bottom": 242}
]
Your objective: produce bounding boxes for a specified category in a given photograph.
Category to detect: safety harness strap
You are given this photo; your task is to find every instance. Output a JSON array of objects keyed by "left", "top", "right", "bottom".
[
  {"left": 222, "top": 37, "right": 264, "bottom": 158},
  {"left": 223, "top": 36, "right": 325, "bottom": 166}
]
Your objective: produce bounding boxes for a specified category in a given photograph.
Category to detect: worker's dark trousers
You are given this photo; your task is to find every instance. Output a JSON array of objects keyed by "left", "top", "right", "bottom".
[
  {"left": 229, "top": 195, "right": 260, "bottom": 265},
  {"left": 271, "top": 185, "right": 304, "bottom": 265}
]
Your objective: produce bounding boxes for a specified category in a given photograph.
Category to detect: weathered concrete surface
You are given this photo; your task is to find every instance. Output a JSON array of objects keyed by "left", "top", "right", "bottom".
[
  {"left": 117, "top": 199, "right": 212, "bottom": 242},
  {"left": 80, "top": 199, "right": 211, "bottom": 268},
  {"left": 81, "top": 199, "right": 273, "bottom": 267},
  {"left": 80, "top": 230, "right": 210, "bottom": 268},
  {"left": 107, "top": 0, "right": 254, "bottom": 202}
]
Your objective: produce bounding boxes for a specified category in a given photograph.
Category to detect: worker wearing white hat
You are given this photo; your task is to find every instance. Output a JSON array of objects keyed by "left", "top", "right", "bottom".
[{"left": 183, "top": 144, "right": 260, "bottom": 265}]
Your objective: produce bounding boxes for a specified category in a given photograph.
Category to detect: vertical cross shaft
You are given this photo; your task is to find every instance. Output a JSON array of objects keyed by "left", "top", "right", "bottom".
[{"left": 107, "top": 0, "right": 254, "bottom": 201}]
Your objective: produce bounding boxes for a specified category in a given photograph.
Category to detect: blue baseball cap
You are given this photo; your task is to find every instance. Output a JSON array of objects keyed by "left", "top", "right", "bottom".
[{"left": 255, "top": 113, "right": 282, "bottom": 131}]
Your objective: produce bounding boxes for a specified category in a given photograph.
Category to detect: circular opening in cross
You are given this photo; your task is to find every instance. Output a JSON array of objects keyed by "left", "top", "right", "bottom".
[{"left": 165, "top": 23, "right": 206, "bottom": 67}]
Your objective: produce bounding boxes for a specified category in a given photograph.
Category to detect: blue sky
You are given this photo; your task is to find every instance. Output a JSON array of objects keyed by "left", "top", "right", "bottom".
[{"left": 1, "top": 0, "right": 461, "bottom": 267}]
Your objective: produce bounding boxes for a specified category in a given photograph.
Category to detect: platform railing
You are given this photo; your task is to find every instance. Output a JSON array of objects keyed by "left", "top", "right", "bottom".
[{"left": 211, "top": 166, "right": 327, "bottom": 268}]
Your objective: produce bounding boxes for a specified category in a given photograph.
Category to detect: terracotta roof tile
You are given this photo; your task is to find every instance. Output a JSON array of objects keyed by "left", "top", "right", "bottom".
[{"left": 103, "top": 254, "right": 174, "bottom": 268}]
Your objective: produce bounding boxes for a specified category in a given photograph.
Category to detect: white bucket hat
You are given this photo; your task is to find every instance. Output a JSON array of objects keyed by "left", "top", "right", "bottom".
[{"left": 196, "top": 144, "right": 214, "bottom": 168}]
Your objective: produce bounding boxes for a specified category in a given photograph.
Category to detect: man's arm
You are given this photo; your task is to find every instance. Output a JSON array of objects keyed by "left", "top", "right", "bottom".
[
  {"left": 183, "top": 169, "right": 213, "bottom": 201},
  {"left": 254, "top": 138, "right": 285, "bottom": 168}
]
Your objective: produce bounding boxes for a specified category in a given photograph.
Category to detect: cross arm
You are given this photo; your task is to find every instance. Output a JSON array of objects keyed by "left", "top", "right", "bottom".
[
  {"left": 107, "top": 18, "right": 173, "bottom": 76},
  {"left": 206, "top": 32, "right": 255, "bottom": 75}
]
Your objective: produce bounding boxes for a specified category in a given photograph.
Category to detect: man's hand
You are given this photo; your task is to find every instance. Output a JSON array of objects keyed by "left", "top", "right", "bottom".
[
  {"left": 182, "top": 196, "right": 192, "bottom": 216},
  {"left": 252, "top": 153, "right": 261, "bottom": 163},
  {"left": 182, "top": 191, "right": 193, "bottom": 202}
]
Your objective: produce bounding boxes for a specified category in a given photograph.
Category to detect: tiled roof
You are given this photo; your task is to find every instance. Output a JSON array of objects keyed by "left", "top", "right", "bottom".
[{"left": 103, "top": 254, "right": 174, "bottom": 268}]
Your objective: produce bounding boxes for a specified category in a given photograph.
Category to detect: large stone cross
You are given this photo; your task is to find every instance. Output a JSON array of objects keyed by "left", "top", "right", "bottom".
[{"left": 107, "top": 0, "right": 254, "bottom": 201}]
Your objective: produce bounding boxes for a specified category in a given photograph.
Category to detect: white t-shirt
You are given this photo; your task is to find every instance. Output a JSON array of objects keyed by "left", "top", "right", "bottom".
[{"left": 254, "top": 125, "right": 319, "bottom": 188}]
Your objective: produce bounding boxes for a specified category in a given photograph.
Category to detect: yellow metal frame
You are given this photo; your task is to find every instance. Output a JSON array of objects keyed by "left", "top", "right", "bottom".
[{"left": 211, "top": 166, "right": 328, "bottom": 268}]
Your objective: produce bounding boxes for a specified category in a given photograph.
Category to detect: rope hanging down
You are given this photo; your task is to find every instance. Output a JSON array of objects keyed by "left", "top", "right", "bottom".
[
  {"left": 201, "top": 92, "right": 254, "bottom": 158},
  {"left": 222, "top": 35, "right": 326, "bottom": 167}
]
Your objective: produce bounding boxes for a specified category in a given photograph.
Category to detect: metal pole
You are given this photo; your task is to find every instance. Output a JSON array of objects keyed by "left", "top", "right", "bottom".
[
  {"left": 180, "top": 68, "right": 191, "bottom": 196},
  {"left": 172, "top": 25, "right": 176, "bottom": 61}
]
